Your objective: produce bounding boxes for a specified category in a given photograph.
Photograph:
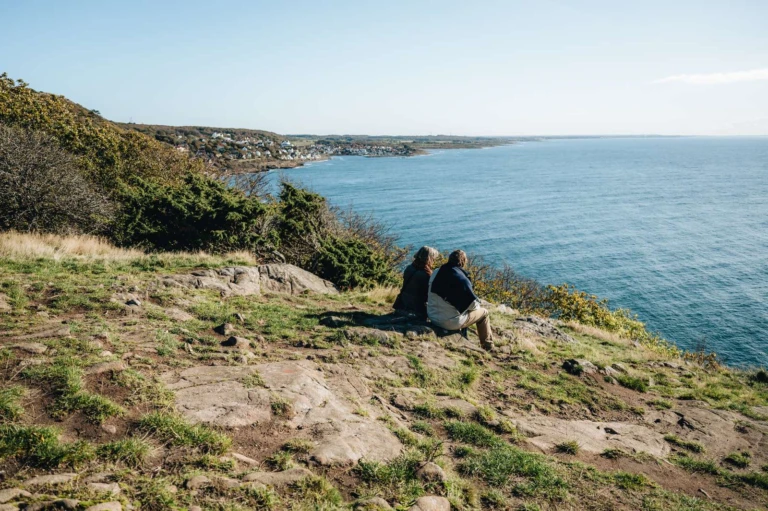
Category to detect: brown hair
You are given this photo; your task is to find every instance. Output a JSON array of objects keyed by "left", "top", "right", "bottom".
[
  {"left": 413, "top": 246, "right": 438, "bottom": 274},
  {"left": 448, "top": 249, "right": 467, "bottom": 268}
]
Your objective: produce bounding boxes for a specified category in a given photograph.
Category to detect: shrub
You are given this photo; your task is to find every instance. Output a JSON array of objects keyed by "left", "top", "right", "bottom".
[
  {"left": 114, "top": 173, "right": 274, "bottom": 253},
  {"left": 0, "top": 124, "right": 113, "bottom": 234}
]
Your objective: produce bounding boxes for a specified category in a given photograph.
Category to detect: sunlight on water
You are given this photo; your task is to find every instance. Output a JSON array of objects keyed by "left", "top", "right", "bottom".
[{"left": 271, "top": 137, "right": 768, "bottom": 366}]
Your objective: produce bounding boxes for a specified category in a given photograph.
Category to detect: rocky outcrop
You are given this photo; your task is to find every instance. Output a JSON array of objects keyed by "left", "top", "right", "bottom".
[
  {"left": 514, "top": 315, "right": 576, "bottom": 343},
  {"left": 507, "top": 414, "right": 670, "bottom": 457},
  {"left": 163, "top": 361, "right": 402, "bottom": 466},
  {"left": 158, "top": 264, "right": 337, "bottom": 297}
]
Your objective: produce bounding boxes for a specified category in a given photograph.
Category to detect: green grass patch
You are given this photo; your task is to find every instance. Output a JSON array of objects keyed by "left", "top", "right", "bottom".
[
  {"left": 0, "top": 386, "right": 25, "bottom": 421},
  {"left": 554, "top": 440, "right": 580, "bottom": 455},
  {"left": 0, "top": 423, "right": 94, "bottom": 468},
  {"left": 445, "top": 420, "right": 503, "bottom": 447},
  {"left": 282, "top": 438, "right": 314, "bottom": 454},
  {"left": 723, "top": 451, "right": 751, "bottom": 468},
  {"left": 270, "top": 394, "right": 292, "bottom": 417},
  {"left": 459, "top": 444, "right": 567, "bottom": 497},
  {"left": 647, "top": 399, "right": 672, "bottom": 410},
  {"left": 241, "top": 371, "right": 266, "bottom": 388},
  {"left": 97, "top": 437, "right": 152, "bottom": 467},
  {"left": 138, "top": 411, "right": 231, "bottom": 454},
  {"left": 612, "top": 471, "right": 652, "bottom": 490},
  {"left": 663, "top": 434, "right": 704, "bottom": 453},
  {"left": 670, "top": 454, "right": 721, "bottom": 475},
  {"left": 616, "top": 374, "right": 648, "bottom": 393},
  {"left": 23, "top": 358, "right": 124, "bottom": 422}
]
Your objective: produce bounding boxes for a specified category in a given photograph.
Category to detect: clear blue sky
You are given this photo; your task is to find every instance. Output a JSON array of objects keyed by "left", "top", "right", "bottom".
[{"left": 2, "top": 0, "right": 767, "bottom": 136}]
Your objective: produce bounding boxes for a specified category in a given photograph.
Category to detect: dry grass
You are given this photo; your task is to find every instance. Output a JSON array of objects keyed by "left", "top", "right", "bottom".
[
  {"left": 360, "top": 285, "right": 399, "bottom": 304},
  {"left": 565, "top": 321, "right": 626, "bottom": 345},
  {"left": 0, "top": 232, "right": 257, "bottom": 265}
]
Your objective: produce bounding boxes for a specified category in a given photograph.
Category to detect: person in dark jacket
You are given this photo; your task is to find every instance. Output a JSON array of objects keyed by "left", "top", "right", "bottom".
[
  {"left": 393, "top": 246, "right": 438, "bottom": 317},
  {"left": 428, "top": 249, "right": 494, "bottom": 350}
]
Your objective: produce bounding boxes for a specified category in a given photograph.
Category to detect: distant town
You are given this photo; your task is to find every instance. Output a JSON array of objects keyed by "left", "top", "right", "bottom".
[{"left": 119, "top": 123, "right": 519, "bottom": 174}]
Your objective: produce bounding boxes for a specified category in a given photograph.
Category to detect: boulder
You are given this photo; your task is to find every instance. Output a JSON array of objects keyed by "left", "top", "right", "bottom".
[
  {"left": 165, "top": 307, "right": 195, "bottom": 322},
  {"left": 258, "top": 263, "right": 338, "bottom": 295},
  {"left": 408, "top": 496, "right": 451, "bottom": 511},
  {"left": 11, "top": 343, "right": 47, "bottom": 354}
]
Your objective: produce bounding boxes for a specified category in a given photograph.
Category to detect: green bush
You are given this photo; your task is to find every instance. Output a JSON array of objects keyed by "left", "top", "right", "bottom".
[{"left": 114, "top": 173, "right": 274, "bottom": 252}]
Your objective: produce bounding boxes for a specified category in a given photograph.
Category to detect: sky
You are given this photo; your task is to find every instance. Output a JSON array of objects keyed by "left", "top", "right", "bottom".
[{"left": 2, "top": 0, "right": 767, "bottom": 136}]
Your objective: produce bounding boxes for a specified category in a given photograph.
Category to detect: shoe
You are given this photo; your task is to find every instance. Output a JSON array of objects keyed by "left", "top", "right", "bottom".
[
  {"left": 480, "top": 340, "right": 495, "bottom": 352},
  {"left": 460, "top": 328, "right": 468, "bottom": 338}
]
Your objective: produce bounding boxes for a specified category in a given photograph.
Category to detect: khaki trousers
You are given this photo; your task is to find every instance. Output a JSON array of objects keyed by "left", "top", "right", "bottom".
[{"left": 460, "top": 307, "right": 492, "bottom": 343}]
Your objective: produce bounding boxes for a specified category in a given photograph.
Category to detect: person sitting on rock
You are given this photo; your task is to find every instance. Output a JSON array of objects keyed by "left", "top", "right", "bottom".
[
  {"left": 427, "top": 249, "right": 494, "bottom": 351},
  {"left": 393, "top": 246, "right": 438, "bottom": 318}
]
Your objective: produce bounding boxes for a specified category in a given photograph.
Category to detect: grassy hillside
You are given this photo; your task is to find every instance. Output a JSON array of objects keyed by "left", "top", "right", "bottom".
[{"left": 0, "top": 233, "right": 766, "bottom": 511}]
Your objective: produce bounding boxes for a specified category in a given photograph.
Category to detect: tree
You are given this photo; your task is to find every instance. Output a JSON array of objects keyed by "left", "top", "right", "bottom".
[{"left": 0, "top": 124, "right": 113, "bottom": 234}]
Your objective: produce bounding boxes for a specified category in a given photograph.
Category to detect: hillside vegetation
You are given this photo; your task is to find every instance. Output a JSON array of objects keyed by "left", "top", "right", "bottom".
[{"left": 0, "top": 233, "right": 766, "bottom": 511}]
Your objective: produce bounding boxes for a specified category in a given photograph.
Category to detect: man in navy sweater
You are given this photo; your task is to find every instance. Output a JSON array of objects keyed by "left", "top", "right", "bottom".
[{"left": 427, "top": 250, "right": 494, "bottom": 351}]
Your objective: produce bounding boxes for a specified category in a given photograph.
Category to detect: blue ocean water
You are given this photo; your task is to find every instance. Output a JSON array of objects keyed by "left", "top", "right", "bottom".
[{"left": 272, "top": 137, "right": 768, "bottom": 366}]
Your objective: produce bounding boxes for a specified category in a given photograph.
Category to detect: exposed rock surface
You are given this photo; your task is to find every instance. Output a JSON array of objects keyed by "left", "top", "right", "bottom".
[
  {"left": 355, "top": 497, "right": 394, "bottom": 510},
  {"left": 0, "top": 488, "right": 30, "bottom": 504},
  {"left": 514, "top": 315, "right": 576, "bottom": 343},
  {"left": 84, "top": 503, "right": 121, "bottom": 511},
  {"left": 159, "top": 264, "right": 337, "bottom": 297},
  {"left": 164, "top": 361, "right": 402, "bottom": 465},
  {"left": 508, "top": 415, "right": 670, "bottom": 457},
  {"left": 242, "top": 467, "right": 314, "bottom": 487}
]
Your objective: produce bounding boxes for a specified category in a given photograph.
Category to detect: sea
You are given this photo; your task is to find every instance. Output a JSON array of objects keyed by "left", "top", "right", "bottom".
[{"left": 269, "top": 137, "right": 768, "bottom": 367}]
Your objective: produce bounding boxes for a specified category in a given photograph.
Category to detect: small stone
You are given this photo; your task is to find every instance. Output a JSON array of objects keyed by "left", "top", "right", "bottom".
[
  {"left": 416, "top": 462, "right": 447, "bottom": 482},
  {"left": 84, "top": 472, "right": 113, "bottom": 483},
  {"left": 23, "top": 473, "right": 77, "bottom": 487},
  {"left": 409, "top": 496, "right": 451, "bottom": 511},
  {"left": 87, "top": 360, "right": 127, "bottom": 375},
  {"left": 563, "top": 358, "right": 598, "bottom": 376},
  {"left": 125, "top": 298, "right": 141, "bottom": 306},
  {"left": 0, "top": 488, "right": 31, "bottom": 503},
  {"left": 100, "top": 423, "right": 118, "bottom": 435},
  {"left": 221, "top": 336, "right": 250, "bottom": 349},
  {"left": 355, "top": 497, "right": 394, "bottom": 510},
  {"left": 210, "top": 475, "right": 240, "bottom": 488},
  {"left": 231, "top": 452, "right": 258, "bottom": 465},
  {"left": 88, "top": 482, "right": 120, "bottom": 495},
  {"left": 165, "top": 484, "right": 178, "bottom": 494},
  {"left": 189, "top": 507, "right": 203, "bottom": 511},
  {"left": 85, "top": 503, "right": 121, "bottom": 511},
  {"left": 12, "top": 343, "right": 47, "bottom": 354},
  {"left": 242, "top": 467, "right": 313, "bottom": 487},
  {"left": 185, "top": 475, "right": 212, "bottom": 490},
  {"left": 214, "top": 322, "right": 235, "bottom": 335}
]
